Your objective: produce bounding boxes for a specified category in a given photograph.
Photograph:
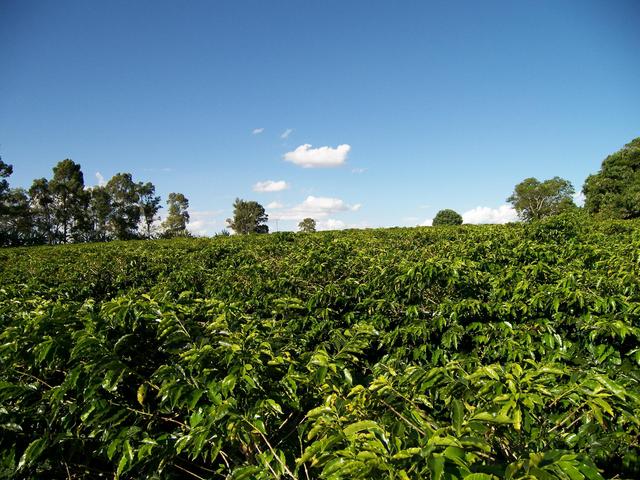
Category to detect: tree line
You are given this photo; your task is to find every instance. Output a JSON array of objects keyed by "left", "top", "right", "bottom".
[
  {"left": 0, "top": 158, "right": 190, "bottom": 246},
  {"left": 431, "top": 137, "right": 640, "bottom": 225},
  {"left": 1, "top": 137, "right": 638, "bottom": 244}
]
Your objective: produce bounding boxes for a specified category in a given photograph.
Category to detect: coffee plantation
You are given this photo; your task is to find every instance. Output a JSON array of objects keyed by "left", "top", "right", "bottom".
[{"left": 1, "top": 214, "right": 639, "bottom": 479}]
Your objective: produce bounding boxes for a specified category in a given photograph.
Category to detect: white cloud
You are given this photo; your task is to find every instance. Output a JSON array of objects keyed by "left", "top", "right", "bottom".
[
  {"left": 462, "top": 205, "right": 518, "bottom": 224},
  {"left": 284, "top": 144, "right": 351, "bottom": 168},
  {"left": 253, "top": 180, "right": 290, "bottom": 192},
  {"left": 252, "top": 127, "right": 265, "bottom": 135},
  {"left": 188, "top": 210, "right": 223, "bottom": 236},
  {"left": 271, "top": 195, "right": 361, "bottom": 221},
  {"left": 267, "top": 201, "right": 284, "bottom": 209},
  {"left": 573, "top": 191, "right": 585, "bottom": 207},
  {"left": 351, "top": 168, "right": 366, "bottom": 174},
  {"left": 319, "top": 219, "right": 346, "bottom": 230},
  {"left": 280, "top": 128, "right": 293, "bottom": 139},
  {"left": 421, "top": 218, "right": 433, "bottom": 226},
  {"left": 95, "top": 172, "right": 106, "bottom": 186}
]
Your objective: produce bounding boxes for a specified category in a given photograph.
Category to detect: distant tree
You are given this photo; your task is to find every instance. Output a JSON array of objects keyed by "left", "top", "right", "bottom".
[
  {"left": 216, "top": 229, "right": 231, "bottom": 237},
  {"left": 50, "top": 159, "right": 86, "bottom": 242},
  {"left": 161, "top": 192, "right": 190, "bottom": 238},
  {"left": 86, "top": 186, "right": 112, "bottom": 242},
  {"left": 507, "top": 177, "right": 576, "bottom": 222},
  {"left": 137, "top": 182, "right": 162, "bottom": 238},
  {"left": 298, "top": 217, "right": 316, "bottom": 232},
  {"left": 106, "top": 173, "right": 141, "bottom": 240},
  {"left": 432, "top": 209, "right": 463, "bottom": 226},
  {"left": 226, "top": 198, "right": 269, "bottom": 234},
  {"left": 583, "top": 137, "right": 640, "bottom": 219},
  {"left": 0, "top": 188, "right": 32, "bottom": 246},
  {"left": 0, "top": 157, "right": 12, "bottom": 201},
  {"left": 28, "top": 178, "right": 55, "bottom": 244}
]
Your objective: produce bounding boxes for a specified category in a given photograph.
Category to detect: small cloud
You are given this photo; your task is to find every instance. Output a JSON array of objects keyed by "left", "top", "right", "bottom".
[
  {"left": 462, "top": 205, "right": 518, "bottom": 224},
  {"left": 280, "top": 128, "right": 293, "bottom": 139},
  {"left": 271, "top": 195, "right": 360, "bottom": 221},
  {"left": 267, "top": 201, "right": 284, "bottom": 209},
  {"left": 421, "top": 218, "right": 433, "bottom": 226},
  {"left": 284, "top": 144, "right": 351, "bottom": 168},
  {"left": 419, "top": 204, "right": 431, "bottom": 210},
  {"left": 351, "top": 203, "right": 362, "bottom": 211},
  {"left": 188, "top": 210, "right": 223, "bottom": 236},
  {"left": 253, "top": 180, "right": 290, "bottom": 192},
  {"left": 95, "top": 172, "right": 106, "bottom": 186},
  {"left": 252, "top": 128, "right": 265, "bottom": 135},
  {"left": 573, "top": 191, "right": 585, "bottom": 207},
  {"left": 351, "top": 168, "right": 366, "bottom": 174},
  {"left": 319, "top": 218, "right": 346, "bottom": 230}
]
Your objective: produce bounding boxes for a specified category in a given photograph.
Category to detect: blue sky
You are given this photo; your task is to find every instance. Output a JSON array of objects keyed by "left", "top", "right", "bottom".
[{"left": 1, "top": 0, "right": 639, "bottom": 233}]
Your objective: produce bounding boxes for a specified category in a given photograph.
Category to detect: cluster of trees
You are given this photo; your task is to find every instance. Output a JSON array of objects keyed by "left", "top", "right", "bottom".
[
  {"left": 0, "top": 158, "right": 189, "bottom": 246},
  {"left": 432, "top": 137, "right": 640, "bottom": 226},
  {"left": 1, "top": 137, "right": 637, "bottom": 245}
]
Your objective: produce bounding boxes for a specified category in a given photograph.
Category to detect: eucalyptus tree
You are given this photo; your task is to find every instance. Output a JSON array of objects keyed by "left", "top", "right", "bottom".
[
  {"left": 161, "top": 192, "right": 189, "bottom": 237},
  {"left": 50, "top": 159, "right": 86, "bottom": 242},
  {"left": 28, "top": 178, "right": 55, "bottom": 244},
  {"left": 138, "top": 182, "right": 162, "bottom": 238},
  {"left": 226, "top": 198, "right": 269, "bottom": 234},
  {"left": 106, "top": 173, "right": 141, "bottom": 240}
]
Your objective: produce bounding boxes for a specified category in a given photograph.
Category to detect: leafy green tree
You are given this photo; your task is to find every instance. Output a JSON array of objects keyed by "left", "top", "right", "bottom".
[
  {"left": 86, "top": 186, "right": 112, "bottom": 242},
  {"left": 0, "top": 188, "right": 32, "bottom": 246},
  {"left": 106, "top": 173, "right": 141, "bottom": 240},
  {"left": 50, "top": 159, "right": 86, "bottom": 242},
  {"left": 0, "top": 157, "right": 12, "bottom": 201},
  {"left": 137, "top": 182, "right": 162, "bottom": 238},
  {"left": 507, "top": 177, "right": 576, "bottom": 222},
  {"left": 28, "top": 178, "right": 55, "bottom": 244},
  {"left": 432, "top": 209, "right": 463, "bottom": 226},
  {"left": 583, "top": 137, "right": 640, "bottom": 219},
  {"left": 298, "top": 217, "right": 317, "bottom": 232},
  {"left": 161, "top": 192, "right": 190, "bottom": 238},
  {"left": 226, "top": 198, "right": 269, "bottom": 234}
]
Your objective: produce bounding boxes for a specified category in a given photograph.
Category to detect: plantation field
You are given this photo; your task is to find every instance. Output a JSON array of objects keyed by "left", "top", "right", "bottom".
[{"left": 1, "top": 215, "right": 640, "bottom": 479}]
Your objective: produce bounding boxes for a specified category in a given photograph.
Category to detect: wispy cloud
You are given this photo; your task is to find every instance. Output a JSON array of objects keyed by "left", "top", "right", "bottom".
[
  {"left": 253, "top": 180, "right": 290, "bottom": 192},
  {"left": 284, "top": 144, "right": 350, "bottom": 168},
  {"left": 271, "top": 195, "right": 361, "bottom": 221},
  {"left": 351, "top": 167, "right": 366, "bottom": 174},
  {"left": 95, "top": 172, "right": 106, "bottom": 186},
  {"left": 280, "top": 128, "right": 293, "bottom": 139},
  {"left": 188, "top": 210, "right": 223, "bottom": 236},
  {"left": 267, "top": 201, "right": 284, "bottom": 209},
  {"left": 462, "top": 205, "right": 518, "bottom": 224},
  {"left": 252, "top": 127, "right": 265, "bottom": 135}
]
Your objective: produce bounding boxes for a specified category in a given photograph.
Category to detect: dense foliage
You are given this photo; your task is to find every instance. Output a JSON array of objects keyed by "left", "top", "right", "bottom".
[
  {"left": 0, "top": 158, "right": 188, "bottom": 246},
  {"left": 432, "top": 209, "right": 463, "bottom": 226},
  {"left": 507, "top": 177, "right": 576, "bottom": 222},
  {"left": 1, "top": 215, "right": 640, "bottom": 479},
  {"left": 583, "top": 137, "right": 640, "bottom": 219}
]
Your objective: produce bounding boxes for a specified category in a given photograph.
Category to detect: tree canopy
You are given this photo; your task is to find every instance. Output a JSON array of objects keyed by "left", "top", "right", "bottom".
[
  {"left": 507, "top": 177, "right": 576, "bottom": 222},
  {"left": 226, "top": 198, "right": 269, "bottom": 234},
  {"left": 432, "top": 209, "right": 463, "bottom": 226},
  {"left": 298, "top": 217, "right": 316, "bottom": 233},
  {"left": 161, "top": 192, "right": 190, "bottom": 237},
  {"left": 583, "top": 137, "right": 640, "bottom": 219}
]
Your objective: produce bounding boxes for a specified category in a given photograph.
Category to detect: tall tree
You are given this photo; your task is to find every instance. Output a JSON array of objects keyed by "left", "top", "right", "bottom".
[
  {"left": 138, "top": 182, "right": 162, "bottom": 238},
  {"left": 226, "top": 198, "right": 269, "bottom": 234},
  {"left": 28, "top": 178, "right": 55, "bottom": 244},
  {"left": 583, "top": 137, "right": 640, "bottom": 219},
  {"left": 298, "top": 217, "right": 316, "bottom": 232},
  {"left": 0, "top": 188, "right": 32, "bottom": 246},
  {"left": 0, "top": 157, "right": 12, "bottom": 202},
  {"left": 507, "top": 177, "right": 576, "bottom": 222},
  {"left": 432, "top": 209, "right": 463, "bottom": 226},
  {"left": 161, "top": 192, "right": 189, "bottom": 237},
  {"left": 106, "top": 173, "right": 141, "bottom": 240},
  {"left": 50, "top": 159, "right": 86, "bottom": 243},
  {"left": 86, "top": 186, "right": 112, "bottom": 242}
]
